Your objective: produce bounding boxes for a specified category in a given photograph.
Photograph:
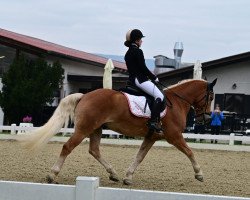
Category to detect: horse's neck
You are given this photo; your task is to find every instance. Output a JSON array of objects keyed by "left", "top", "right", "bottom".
[{"left": 166, "top": 80, "right": 206, "bottom": 104}]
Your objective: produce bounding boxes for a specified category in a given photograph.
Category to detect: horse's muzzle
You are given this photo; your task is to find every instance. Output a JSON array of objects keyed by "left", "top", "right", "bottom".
[
  {"left": 195, "top": 113, "right": 211, "bottom": 124},
  {"left": 204, "top": 114, "right": 211, "bottom": 123}
]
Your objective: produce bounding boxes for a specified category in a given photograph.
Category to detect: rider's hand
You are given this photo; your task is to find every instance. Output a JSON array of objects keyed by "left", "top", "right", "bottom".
[{"left": 155, "top": 78, "right": 159, "bottom": 83}]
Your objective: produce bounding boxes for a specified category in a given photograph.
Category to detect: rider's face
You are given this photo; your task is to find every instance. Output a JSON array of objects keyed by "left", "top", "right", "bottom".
[{"left": 135, "top": 39, "right": 143, "bottom": 47}]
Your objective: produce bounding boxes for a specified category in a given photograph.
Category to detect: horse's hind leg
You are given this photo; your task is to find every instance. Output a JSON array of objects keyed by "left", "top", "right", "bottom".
[
  {"left": 172, "top": 137, "right": 204, "bottom": 182},
  {"left": 89, "top": 128, "right": 119, "bottom": 182},
  {"left": 47, "top": 129, "right": 86, "bottom": 183},
  {"left": 123, "top": 137, "right": 155, "bottom": 185}
]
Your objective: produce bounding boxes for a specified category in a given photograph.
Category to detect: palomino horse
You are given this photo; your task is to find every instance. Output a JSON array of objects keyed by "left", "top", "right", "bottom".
[{"left": 19, "top": 79, "right": 216, "bottom": 185}]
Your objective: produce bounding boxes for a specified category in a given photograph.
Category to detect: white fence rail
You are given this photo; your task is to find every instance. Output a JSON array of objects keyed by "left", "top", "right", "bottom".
[
  {"left": 183, "top": 133, "right": 250, "bottom": 145},
  {"left": 0, "top": 124, "right": 121, "bottom": 137},
  {"left": 0, "top": 124, "right": 250, "bottom": 145},
  {"left": 1, "top": 176, "right": 249, "bottom": 200}
]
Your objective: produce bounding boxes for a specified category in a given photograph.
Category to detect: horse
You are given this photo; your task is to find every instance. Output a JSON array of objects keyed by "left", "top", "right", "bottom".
[{"left": 18, "top": 79, "right": 216, "bottom": 185}]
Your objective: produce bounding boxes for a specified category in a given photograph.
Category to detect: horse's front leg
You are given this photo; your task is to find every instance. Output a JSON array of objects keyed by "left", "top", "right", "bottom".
[
  {"left": 89, "top": 128, "right": 119, "bottom": 182},
  {"left": 171, "top": 136, "right": 203, "bottom": 182},
  {"left": 123, "top": 137, "right": 155, "bottom": 185},
  {"left": 189, "top": 154, "right": 203, "bottom": 182}
]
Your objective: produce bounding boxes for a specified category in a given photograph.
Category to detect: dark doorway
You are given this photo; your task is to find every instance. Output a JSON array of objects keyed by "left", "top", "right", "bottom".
[{"left": 224, "top": 93, "right": 245, "bottom": 114}]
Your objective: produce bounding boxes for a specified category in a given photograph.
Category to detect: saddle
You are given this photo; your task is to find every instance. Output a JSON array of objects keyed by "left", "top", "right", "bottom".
[{"left": 119, "top": 81, "right": 166, "bottom": 113}]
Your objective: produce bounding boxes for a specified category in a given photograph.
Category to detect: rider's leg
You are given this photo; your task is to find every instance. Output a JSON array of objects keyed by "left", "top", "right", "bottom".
[
  {"left": 135, "top": 79, "right": 164, "bottom": 100},
  {"left": 147, "top": 97, "right": 163, "bottom": 132},
  {"left": 135, "top": 79, "right": 164, "bottom": 132}
]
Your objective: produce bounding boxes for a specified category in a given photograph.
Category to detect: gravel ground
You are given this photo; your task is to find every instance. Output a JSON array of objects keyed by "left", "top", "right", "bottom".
[{"left": 0, "top": 140, "right": 249, "bottom": 198}]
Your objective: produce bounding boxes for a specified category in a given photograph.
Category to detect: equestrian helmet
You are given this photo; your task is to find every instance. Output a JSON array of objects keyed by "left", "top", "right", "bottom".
[{"left": 126, "top": 29, "right": 145, "bottom": 42}]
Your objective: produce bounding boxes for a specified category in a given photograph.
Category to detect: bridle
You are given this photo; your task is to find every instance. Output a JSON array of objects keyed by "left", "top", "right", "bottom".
[
  {"left": 165, "top": 82, "right": 213, "bottom": 125},
  {"left": 192, "top": 86, "right": 214, "bottom": 125}
]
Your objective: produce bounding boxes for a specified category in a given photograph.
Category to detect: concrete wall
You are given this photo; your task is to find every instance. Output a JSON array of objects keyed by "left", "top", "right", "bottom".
[
  {"left": 47, "top": 56, "right": 127, "bottom": 97},
  {"left": 204, "top": 61, "right": 250, "bottom": 95},
  {"left": 1, "top": 176, "right": 249, "bottom": 200},
  {"left": 160, "top": 60, "right": 250, "bottom": 110},
  {"left": 160, "top": 60, "right": 250, "bottom": 95},
  {"left": 0, "top": 78, "right": 3, "bottom": 125},
  {"left": 47, "top": 56, "right": 103, "bottom": 97}
]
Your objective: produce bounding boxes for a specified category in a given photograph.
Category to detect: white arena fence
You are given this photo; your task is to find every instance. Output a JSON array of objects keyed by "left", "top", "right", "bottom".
[
  {"left": 0, "top": 124, "right": 249, "bottom": 145},
  {"left": 1, "top": 176, "right": 250, "bottom": 200}
]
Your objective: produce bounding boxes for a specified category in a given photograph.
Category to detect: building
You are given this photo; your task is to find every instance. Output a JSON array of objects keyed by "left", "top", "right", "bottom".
[
  {"left": 156, "top": 51, "right": 250, "bottom": 132},
  {"left": 0, "top": 28, "right": 128, "bottom": 125},
  {"left": 0, "top": 28, "right": 128, "bottom": 96}
]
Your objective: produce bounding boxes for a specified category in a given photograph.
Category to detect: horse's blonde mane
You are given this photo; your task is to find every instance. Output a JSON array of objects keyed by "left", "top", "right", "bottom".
[{"left": 164, "top": 79, "right": 206, "bottom": 90}]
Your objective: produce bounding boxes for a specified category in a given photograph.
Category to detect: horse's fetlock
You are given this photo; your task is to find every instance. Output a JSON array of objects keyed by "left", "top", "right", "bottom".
[
  {"left": 126, "top": 171, "right": 133, "bottom": 178},
  {"left": 195, "top": 170, "right": 203, "bottom": 176},
  {"left": 123, "top": 178, "right": 133, "bottom": 185},
  {"left": 51, "top": 166, "right": 60, "bottom": 175},
  {"left": 106, "top": 167, "right": 115, "bottom": 174}
]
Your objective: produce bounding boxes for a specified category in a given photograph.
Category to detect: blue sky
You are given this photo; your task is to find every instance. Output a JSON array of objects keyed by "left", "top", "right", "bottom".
[{"left": 1, "top": 0, "right": 250, "bottom": 63}]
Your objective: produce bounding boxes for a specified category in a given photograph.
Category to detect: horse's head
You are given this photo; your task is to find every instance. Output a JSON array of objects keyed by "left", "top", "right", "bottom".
[{"left": 193, "top": 78, "right": 217, "bottom": 125}]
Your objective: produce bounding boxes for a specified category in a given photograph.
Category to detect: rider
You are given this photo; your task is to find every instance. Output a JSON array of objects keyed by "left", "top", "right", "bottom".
[{"left": 124, "top": 29, "right": 164, "bottom": 133}]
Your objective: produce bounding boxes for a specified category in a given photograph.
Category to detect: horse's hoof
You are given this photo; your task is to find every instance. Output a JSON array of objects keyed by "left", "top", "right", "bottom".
[
  {"left": 195, "top": 175, "right": 204, "bottom": 182},
  {"left": 123, "top": 178, "right": 132, "bottom": 185},
  {"left": 109, "top": 175, "right": 119, "bottom": 182},
  {"left": 46, "top": 174, "right": 59, "bottom": 184},
  {"left": 46, "top": 175, "right": 54, "bottom": 183}
]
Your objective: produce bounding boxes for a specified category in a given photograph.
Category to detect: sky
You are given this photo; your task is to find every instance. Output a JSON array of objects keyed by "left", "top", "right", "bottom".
[{"left": 1, "top": 0, "right": 250, "bottom": 63}]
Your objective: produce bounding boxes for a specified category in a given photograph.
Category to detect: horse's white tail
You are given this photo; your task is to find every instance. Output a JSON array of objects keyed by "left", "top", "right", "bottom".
[{"left": 17, "top": 93, "right": 83, "bottom": 152}]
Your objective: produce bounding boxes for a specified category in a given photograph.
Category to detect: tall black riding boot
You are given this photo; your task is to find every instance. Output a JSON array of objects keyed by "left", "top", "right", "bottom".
[{"left": 147, "top": 98, "right": 163, "bottom": 133}]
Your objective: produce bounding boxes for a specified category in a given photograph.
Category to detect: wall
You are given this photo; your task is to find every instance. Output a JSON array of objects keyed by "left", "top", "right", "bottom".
[
  {"left": 48, "top": 56, "right": 127, "bottom": 97},
  {"left": 204, "top": 61, "right": 250, "bottom": 95},
  {"left": 204, "top": 61, "right": 250, "bottom": 110},
  {"left": 1, "top": 177, "right": 250, "bottom": 200},
  {"left": 159, "top": 60, "right": 250, "bottom": 110},
  {"left": 0, "top": 78, "right": 3, "bottom": 125}
]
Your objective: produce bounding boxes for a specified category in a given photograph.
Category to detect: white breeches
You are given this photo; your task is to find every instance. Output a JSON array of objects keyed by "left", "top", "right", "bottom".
[{"left": 135, "top": 79, "right": 164, "bottom": 101}]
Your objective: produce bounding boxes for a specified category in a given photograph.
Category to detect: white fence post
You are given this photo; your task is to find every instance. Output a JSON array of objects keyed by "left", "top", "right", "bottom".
[
  {"left": 10, "top": 124, "right": 16, "bottom": 135},
  {"left": 242, "top": 135, "right": 248, "bottom": 145},
  {"left": 76, "top": 177, "right": 99, "bottom": 200},
  {"left": 229, "top": 133, "right": 235, "bottom": 145}
]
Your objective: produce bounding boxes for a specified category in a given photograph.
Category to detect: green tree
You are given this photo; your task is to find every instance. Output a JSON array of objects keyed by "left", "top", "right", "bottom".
[{"left": 0, "top": 54, "right": 64, "bottom": 124}]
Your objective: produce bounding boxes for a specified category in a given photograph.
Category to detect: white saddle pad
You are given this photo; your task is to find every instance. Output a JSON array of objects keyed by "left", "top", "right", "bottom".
[{"left": 122, "top": 92, "right": 167, "bottom": 118}]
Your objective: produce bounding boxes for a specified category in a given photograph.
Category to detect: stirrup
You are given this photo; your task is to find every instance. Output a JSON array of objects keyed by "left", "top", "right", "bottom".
[{"left": 147, "top": 121, "right": 163, "bottom": 133}]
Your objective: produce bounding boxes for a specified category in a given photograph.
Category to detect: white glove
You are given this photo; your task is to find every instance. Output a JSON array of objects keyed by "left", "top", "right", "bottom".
[{"left": 155, "top": 78, "right": 159, "bottom": 83}]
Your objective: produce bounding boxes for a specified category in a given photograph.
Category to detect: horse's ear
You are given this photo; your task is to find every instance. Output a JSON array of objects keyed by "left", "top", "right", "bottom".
[
  {"left": 209, "top": 78, "right": 217, "bottom": 90},
  {"left": 211, "top": 78, "right": 217, "bottom": 87}
]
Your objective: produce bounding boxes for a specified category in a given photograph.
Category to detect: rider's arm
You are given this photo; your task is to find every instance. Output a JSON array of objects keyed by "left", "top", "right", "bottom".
[{"left": 137, "top": 49, "right": 157, "bottom": 81}]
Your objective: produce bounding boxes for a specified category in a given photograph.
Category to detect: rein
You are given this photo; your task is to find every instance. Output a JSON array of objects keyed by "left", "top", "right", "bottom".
[
  {"left": 174, "top": 86, "right": 211, "bottom": 125},
  {"left": 158, "top": 81, "right": 212, "bottom": 124},
  {"left": 172, "top": 92, "right": 192, "bottom": 105},
  {"left": 157, "top": 81, "right": 193, "bottom": 106},
  {"left": 154, "top": 82, "right": 192, "bottom": 107}
]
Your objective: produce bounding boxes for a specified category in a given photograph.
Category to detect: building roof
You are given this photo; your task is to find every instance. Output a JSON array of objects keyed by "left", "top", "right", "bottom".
[
  {"left": 0, "top": 28, "right": 127, "bottom": 71},
  {"left": 158, "top": 51, "right": 250, "bottom": 78}
]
